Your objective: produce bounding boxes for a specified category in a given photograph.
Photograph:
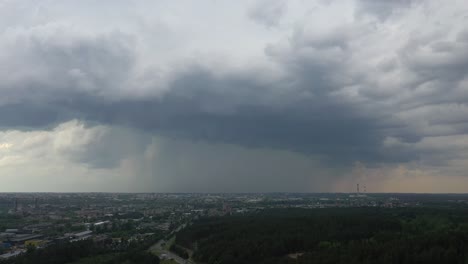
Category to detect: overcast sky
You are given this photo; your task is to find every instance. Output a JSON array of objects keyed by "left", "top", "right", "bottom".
[{"left": 1, "top": 0, "right": 468, "bottom": 192}]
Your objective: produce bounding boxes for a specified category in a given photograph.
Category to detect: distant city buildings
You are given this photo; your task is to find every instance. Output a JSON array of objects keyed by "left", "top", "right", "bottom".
[{"left": 0, "top": 192, "right": 461, "bottom": 260}]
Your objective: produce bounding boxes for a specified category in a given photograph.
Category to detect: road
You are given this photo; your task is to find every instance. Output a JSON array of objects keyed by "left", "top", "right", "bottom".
[{"left": 150, "top": 237, "right": 195, "bottom": 264}]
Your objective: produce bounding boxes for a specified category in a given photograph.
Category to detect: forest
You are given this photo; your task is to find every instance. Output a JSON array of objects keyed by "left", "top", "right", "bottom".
[
  {"left": 175, "top": 208, "right": 468, "bottom": 264},
  {"left": 0, "top": 235, "right": 160, "bottom": 264}
]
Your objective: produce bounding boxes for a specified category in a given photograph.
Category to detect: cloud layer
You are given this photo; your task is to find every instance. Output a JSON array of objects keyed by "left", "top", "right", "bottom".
[{"left": 1, "top": 0, "right": 468, "bottom": 192}]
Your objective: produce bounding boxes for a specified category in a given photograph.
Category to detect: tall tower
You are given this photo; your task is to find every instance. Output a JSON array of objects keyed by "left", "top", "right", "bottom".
[{"left": 356, "top": 183, "right": 360, "bottom": 194}]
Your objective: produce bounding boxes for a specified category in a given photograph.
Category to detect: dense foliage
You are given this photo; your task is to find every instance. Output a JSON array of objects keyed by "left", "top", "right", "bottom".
[
  {"left": 0, "top": 235, "right": 161, "bottom": 264},
  {"left": 170, "top": 244, "right": 189, "bottom": 259},
  {"left": 0, "top": 240, "right": 107, "bottom": 264},
  {"left": 175, "top": 208, "right": 468, "bottom": 264}
]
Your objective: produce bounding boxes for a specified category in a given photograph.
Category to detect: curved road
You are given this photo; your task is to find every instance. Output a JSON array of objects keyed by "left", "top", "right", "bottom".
[{"left": 150, "top": 239, "right": 196, "bottom": 264}]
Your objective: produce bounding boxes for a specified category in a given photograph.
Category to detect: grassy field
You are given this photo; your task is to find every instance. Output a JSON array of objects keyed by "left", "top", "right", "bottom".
[{"left": 164, "top": 236, "right": 176, "bottom": 250}]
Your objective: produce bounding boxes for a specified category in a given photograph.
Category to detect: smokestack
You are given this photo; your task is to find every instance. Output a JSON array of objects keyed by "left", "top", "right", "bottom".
[{"left": 357, "top": 183, "right": 360, "bottom": 194}]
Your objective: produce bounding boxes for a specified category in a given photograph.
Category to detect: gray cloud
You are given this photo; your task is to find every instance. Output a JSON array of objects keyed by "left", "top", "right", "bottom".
[
  {"left": 0, "top": 0, "right": 468, "bottom": 191},
  {"left": 248, "top": 0, "right": 287, "bottom": 28},
  {"left": 0, "top": 62, "right": 384, "bottom": 166},
  {"left": 1, "top": 26, "right": 134, "bottom": 92},
  {"left": 355, "top": 0, "right": 417, "bottom": 21}
]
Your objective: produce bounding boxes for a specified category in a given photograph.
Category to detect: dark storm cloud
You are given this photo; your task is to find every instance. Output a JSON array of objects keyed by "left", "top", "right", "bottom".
[
  {"left": 1, "top": 0, "right": 468, "bottom": 171},
  {"left": 0, "top": 60, "right": 386, "bottom": 166},
  {"left": 0, "top": 21, "right": 383, "bottom": 166},
  {"left": 67, "top": 125, "right": 150, "bottom": 169}
]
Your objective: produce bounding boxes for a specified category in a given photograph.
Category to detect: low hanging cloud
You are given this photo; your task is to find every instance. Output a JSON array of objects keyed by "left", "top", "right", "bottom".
[
  {"left": 0, "top": 120, "right": 338, "bottom": 192},
  {"left": 0, "top": 0, "right": 468, "bottom": 192}
]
